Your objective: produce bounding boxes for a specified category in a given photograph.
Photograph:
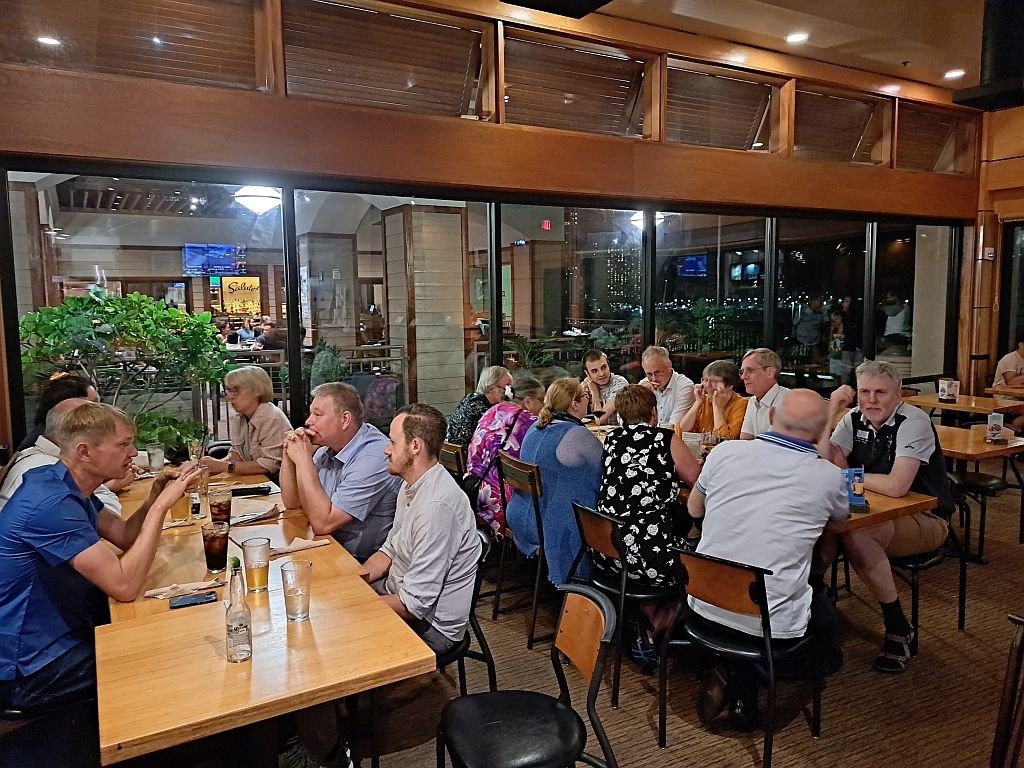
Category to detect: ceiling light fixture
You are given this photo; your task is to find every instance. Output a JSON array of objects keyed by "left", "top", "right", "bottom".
[
  {"left": 152, "top": 36, "right": 163, "bottom": 45},
  {"left": 880, "top": 84, "right": 901, "bottom": 94},
  {"left": 785, "top": 32, "right": 809, "bottom": 45},
  {"left": 629, "top": 211, "right": 665, "bottom": 229},
  {"left": 232, "top": 186, "right": 281, "bottom": 215},
  {"left": 37, "top": 36, "right": 61, "bottom": 46},
  {"left": 944, "top": 68, "right": 966, "bottom": 80}
]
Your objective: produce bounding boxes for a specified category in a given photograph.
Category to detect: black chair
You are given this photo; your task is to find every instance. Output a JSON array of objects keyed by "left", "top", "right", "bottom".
[
  {"left": 439, "top": 442, "right": 466, "bottom": 483},
  {"left": 951, "top": 469, "right": 1008, "bottom": 561},
  {"left": 991, "top": 614, "right": 1024, "bottom": 768},
  {"left": 435, "top": 528, "right": 498, "bottom": 695},
  {"left": 495, "top": 451, "right": 549, "bottom": 649},
  {"left": 659, "top": 550, "right": 822, "bottom": 768},
  {"left": 436, "top": 584, "right": 619, "bottom": 768},
  {"left": 569, "top": 502, "right": 677, "bottom": 708},
  {"left": 205, "top": 440, "right": 232, "bottom": 460}
]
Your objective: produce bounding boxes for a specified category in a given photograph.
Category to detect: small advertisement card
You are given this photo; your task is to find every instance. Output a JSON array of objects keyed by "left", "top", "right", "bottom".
[
  {"left": 938, "top": 379, "right": 960, "bottom": 402},
  {"left": 987, "top": 413, "right": 1007, "bottom": 444},
  {"left": 843, "top": 467, "right": 868, "bottom": 507}
]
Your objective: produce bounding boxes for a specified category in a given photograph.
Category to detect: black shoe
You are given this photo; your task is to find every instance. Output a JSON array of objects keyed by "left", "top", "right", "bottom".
[
  {"left": 729, "top": 694, "right": 759, "bottom": 731},
  {"left": 697, "top": 665, "right": 730, "bottom": 726}
]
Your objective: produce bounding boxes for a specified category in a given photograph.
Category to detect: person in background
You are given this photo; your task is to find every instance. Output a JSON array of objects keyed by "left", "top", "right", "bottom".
[
  {"left": 464, "top": 376, "right": 545, "bottom": 536},
  {"left": 281, "top": 383, "right": 400, "bottom": 561},
  {"left": 738, "top": 348, "right": 790, "bottom": 439},
  {"left": 639, "top": 346, "right": 695, "bottom": 426},
  {"left": 581, "top": 349, "right": 629, "bottom": 426},
  {"left": 688, "top": 390, "right": 847, "bottom": 728},
  {"left": 254, "top": 321, "right": 288, "bottom": 351},
  {"left": 829, "top": 295, "right": 863, "bottom": 386},
  {"left": 506, "top": 377, "right": 602, "bottom": 586},
  {"left": 793, "top": 294, "right": 826, "bottom": 362},
  {"left": 200, "top": 366, "right": 291, "bottom": 478},
  {"left": 19, "top": 375, "right": 100, "bottom": 451},
  {"left": 592, "top": 384, "right": 701, "bottom": 670},
  {"left": 235, "top": 318, "right": 256, "bottom": 343},
  {"left": 677, "top": 360, "right": 748, "bottom": 440},
  {"left": 445, "top": 366, "right": 513, "bottom": 446},
  {"left": 993, "top": 335, "right": 1024, "bottom": 431},
  {"left": 879, "top": 289, "right": 911, "bottom": 350}
]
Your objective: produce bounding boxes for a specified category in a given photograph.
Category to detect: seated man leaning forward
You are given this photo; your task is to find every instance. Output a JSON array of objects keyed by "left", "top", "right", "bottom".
[
  {"left": 821, "top": 359, "right": 954, "bottom": 674},
  {"left": 0, "top": 402, "right": 200, "bottom": 712},
  {"left": 364, "top": 404, "right": 482, "bottom": 654},
  {"left": 281, "top": 382, "right": 401, "bottom": 562},
  {"left": 739, "top": 347, "right": 790, "bottom": 439},
  {"left": 639, "top": 345, "right": 695, "bottom": 427},
  {"left": 581, "top": 349, "right": 628, "bottom": 426},
  {"left": 688, "top": 390, "right": 848, "bottom": 727}
]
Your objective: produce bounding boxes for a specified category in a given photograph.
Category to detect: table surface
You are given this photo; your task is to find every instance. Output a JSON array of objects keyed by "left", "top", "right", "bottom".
[
  {"left": 985, "top": 385, "right": 1024, "bottom": 399},
  {"left": 833, "top": 490, "right": 938, "bottom": 532},
  {"left": 935, "top": 425, "right": 1024, "bottom": 461},
  {"left": 97, "top": 474, "right": 433, "bottom": 764},
  {"left": 903, "top": 393, "right": 1024, "bottom": 415}
]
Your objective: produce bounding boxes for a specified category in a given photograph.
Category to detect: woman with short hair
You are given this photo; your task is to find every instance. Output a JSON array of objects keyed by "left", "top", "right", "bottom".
[
  {"left": 200, "top": 366, "right": 291, "bottom": 477},
  {"left": 445, "top": 365, "right": 513, "bottom": 446},
  {"left": 677, "top": 359, "right": 747, "bottom": 440}
]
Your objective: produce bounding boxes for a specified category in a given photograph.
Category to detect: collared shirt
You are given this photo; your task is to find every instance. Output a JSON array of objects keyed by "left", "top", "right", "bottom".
[
  {"left": 313, "top": 422, "right": 401, "bottom": 560},
  {"left": 229, "top": 401, "right": 291, "bottom": 474},
  {"left": 639, "top": 370, "right": 695, "bottom": 426},
  {"left": 379, "top": 463, "right": 481, "bottom": 643},
  {"left": 0, "top": 436, "right": 121, "bottom": 516},
  {"left": 690, "top": 432, "right": 847, "bottom": 639},
  {"left": 830, "top": 402, "right": 954, "bottom": 519},
  {"left": 994, "top": 350, "right": 1024, "bottom": 388},
  {"left": 740, "top": 383, "right": 790, "bottom": 437},
  {"left": 0, "top": 463, "right": 106, "bottom": 681}
]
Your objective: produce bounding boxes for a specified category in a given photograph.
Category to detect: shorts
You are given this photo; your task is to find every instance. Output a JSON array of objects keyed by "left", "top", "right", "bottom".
[{"left": 885, "top": 512, "right": 949, "bottom": 558}]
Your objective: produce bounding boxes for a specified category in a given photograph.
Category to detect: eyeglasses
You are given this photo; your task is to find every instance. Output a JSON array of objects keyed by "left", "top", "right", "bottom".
[
  {"left": 225, "top": 386, "right": 244, "bottom": 395},
  {"left": 739, "top": 366, "right": 765, "bottom": 375}
]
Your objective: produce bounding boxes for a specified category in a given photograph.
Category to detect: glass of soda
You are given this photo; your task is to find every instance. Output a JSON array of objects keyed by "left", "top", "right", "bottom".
[
  {"left": 209, "top": 486, "right": 232, "bottom": 524},
  {"left": 202, "top": 522, "right": 230, "bottom": 573}
]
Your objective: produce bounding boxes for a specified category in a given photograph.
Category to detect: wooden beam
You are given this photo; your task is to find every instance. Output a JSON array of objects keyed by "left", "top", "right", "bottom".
[
  {"left": 255, "top": 0, "right": 286, "bottom": 95},
  {"left": 771, "top": 79, "right": 795, "bottom": 159},
  {"left": 642, "top": 54, "right": 666, "bottom": 142}
]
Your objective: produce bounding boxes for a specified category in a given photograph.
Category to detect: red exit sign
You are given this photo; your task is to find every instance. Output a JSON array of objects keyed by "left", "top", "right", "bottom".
[{"left": 541, "top": 219, "right": 551, "bottom": 231}]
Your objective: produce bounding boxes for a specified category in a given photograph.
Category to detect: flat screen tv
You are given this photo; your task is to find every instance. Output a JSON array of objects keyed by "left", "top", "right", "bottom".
[
  {"left": 744, "top": 262, "right": 760, "bottom": 280},
  {"left": 676, "top": 254, "right": 708, "bottom": 278},
  {"left": 183, "top": 243, "right": 245, "bottom": 276},
  {"left": 729, "top": 264, "right": 743, "bottom": 281}
]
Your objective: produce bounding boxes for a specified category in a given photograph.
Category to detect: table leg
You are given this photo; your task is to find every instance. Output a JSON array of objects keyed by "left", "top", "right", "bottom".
[{"left": 1011, "top": 457, "right": 1024, "bottom": 545}]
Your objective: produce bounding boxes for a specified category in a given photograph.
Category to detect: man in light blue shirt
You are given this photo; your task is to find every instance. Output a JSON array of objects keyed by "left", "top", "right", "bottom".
[{"left": 282, "top": 383, "right": 401, "bottom": 560}]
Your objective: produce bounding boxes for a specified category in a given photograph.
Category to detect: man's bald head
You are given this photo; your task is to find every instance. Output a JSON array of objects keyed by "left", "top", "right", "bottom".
[
  {"left": 44, "top": 397, "right": 91, "bottom": 442},
  {"left": 773, "top": 389, "right": 828, "bottom": 442}
]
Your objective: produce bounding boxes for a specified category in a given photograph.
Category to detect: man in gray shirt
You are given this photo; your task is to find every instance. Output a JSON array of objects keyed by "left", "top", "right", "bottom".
[{"left": 364, "top": 403, "right": 481, "bottom": 653}]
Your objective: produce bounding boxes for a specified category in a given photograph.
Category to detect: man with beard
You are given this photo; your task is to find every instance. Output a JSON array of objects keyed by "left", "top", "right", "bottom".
[
  {"left": 364, "top": 404, "right": 481, "bottom": 653},
  {"left": 581, "top": 349, "right": 628, "bottom": 425},
  {"left": 281, "top": 382, "right": 401, "bottom": 561}
]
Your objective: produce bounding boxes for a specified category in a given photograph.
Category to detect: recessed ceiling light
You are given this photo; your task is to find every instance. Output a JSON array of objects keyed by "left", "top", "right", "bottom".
[
  {"left": 785, "top": 32, "right": 809, "bottom": 45},
  {"left": 37, "top": 36, "right": 61, "bottom": 46},
  {"left": 880, "top": 84, "right": 901, "bottom": 94},
  {"left": 152, "top": 36, "right": 163, "bottom": 45},
  {"left": 944, "top": 68, "right": 966, "bottom": 80}
]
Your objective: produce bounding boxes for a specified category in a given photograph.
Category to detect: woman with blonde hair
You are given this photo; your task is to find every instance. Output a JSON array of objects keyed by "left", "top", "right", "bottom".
[
  {"left": 506, "top": 377, "right": 602, "bottom": 585},
  {"left": 200, "top": 365, "right": 291, "bottom": 477}
]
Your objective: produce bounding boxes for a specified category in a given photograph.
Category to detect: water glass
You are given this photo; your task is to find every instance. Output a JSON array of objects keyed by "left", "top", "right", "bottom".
[
  {"left": 201, "top": 522, "right": 230, "bottom": 573},
  {"left": 281, "top": 560, "right": 312, "bottom": 621},
  {"left": 146, "top": 443, "right": 165, "bottom": 471},
  {"left": 242, "top": 537, "right": 271, "bottom": 592}
]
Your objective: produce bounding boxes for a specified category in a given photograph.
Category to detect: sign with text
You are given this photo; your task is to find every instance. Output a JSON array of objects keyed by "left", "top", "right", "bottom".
[{"left": 222, "top": 276, "right": 261, "bottom": 316}]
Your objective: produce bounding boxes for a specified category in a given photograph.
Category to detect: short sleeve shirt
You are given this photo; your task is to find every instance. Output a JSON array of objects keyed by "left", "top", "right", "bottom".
[
  {"left": 740, "top": 383, "right": 789, "bottom": 437},
  {"left": 0, "top": 463, "right": 104, "bottom": 681},
  {"left": 994, "top": 351, "right": 1024, "bottom": 388},
  {"left": 229, "top": 401, "right": 292, "bottom": 474},
  {"left": 313, "top": 423, "right": 402, "bottom": 560}
]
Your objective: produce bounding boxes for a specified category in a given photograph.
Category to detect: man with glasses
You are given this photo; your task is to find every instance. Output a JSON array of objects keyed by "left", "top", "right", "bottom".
[
  {"left": 739, "top": 348, "right": 790, "bottom": 439},
  {"left": 281, "top": 382, "right": 401, "bottom": 561},
  {"left": 638, "top": 346, "right": 694, "bottom": 426}
]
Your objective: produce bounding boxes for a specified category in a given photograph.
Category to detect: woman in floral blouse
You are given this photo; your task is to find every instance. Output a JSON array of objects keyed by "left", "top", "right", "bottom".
[{"left": 464, "top": 376, "right": 545, "bottom": 536}]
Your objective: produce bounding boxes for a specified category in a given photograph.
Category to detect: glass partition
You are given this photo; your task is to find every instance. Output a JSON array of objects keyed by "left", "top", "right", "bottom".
[
  {"left": 774, "top": 218, "right": 868, "bottom": 390},
  {"left": 6, "top": 171, "right": 285, "bottom": 449},
  {"left": 653, "top": 213, "right": 767, "bottom": 383}
]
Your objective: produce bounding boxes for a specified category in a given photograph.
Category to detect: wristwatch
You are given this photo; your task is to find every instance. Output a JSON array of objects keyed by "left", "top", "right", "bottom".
[{"left": 227, "top": 460, "right": 236, "bottom": 473}]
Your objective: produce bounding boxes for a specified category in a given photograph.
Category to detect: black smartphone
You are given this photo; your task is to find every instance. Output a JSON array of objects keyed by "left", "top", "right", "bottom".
[
  {"left": 232, "top": 484, "right": 272, "bottom": 497},
  {"left": 169, "top": 591, "right": 217, "bottom": 609}
]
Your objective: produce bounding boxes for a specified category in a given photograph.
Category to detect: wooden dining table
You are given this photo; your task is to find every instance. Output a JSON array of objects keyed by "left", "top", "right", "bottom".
[
  {"left": 902, "top": 393, "right": 1024, "bottom": 425},
  {"left": 985, "top": 385, "right": 1024, "bottom": 399},
  {"left": 95, "top": 473, "right": 435, "bottom": 765},
  {"left": 832, "top": 490, "right": 938, "bottom": 532}
]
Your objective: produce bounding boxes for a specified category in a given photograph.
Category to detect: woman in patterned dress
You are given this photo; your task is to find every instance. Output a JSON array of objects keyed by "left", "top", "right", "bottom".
[{"left": 464, "top": 376, "right": 546, "bottom": 536}]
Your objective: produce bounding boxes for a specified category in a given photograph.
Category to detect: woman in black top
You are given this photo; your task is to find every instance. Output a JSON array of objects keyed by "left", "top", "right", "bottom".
[{"left": 445, "top": 365, "right": 513, "bottom": 446}]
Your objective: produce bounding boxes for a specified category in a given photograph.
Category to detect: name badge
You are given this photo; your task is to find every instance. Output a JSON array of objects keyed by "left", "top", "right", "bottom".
[{"left": 855, "top": 429, "right": 870, "bottom": 441}]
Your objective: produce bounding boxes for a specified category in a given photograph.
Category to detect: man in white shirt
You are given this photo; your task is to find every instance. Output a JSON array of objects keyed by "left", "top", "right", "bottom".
[
  {"left": 638, "top": 346, "right": 694, "bottom": 426},
  {"left": 993, "top": 337, "right": 1024, "bottom": 430},
  {"left": 739, "top": 347, "right": 790, "bottom": 439}
]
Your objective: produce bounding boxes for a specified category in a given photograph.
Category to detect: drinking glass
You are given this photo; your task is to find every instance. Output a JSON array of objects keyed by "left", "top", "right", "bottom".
[
  {"left": 186, "top": 438, "right": 203, "bottom": 463},
  {"left": 209, "top": 486, "right": 232, "bottom": 524},
  {"left": 169, "top": 497, "right": 191, "bottom": 522},
  {"left": 242, "top": 537, "right": 271, "bottom": 592},
  {"left": 201, "top": 522, "right": 230, "bottom": 573},
  {"left": 192, "top": 467, "right": 210, "bottom": 519},
  {"left": 281, "top": 560, "right": 312, "bottom": 621},
  {"left": 146, "top": 443, "right": 165, "bottom": 471}
]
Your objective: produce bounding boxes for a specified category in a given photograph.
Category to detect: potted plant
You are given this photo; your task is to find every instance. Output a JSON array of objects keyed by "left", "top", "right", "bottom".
[
  {"left": 20, "top": 287, "right": 234, "bottom": 454},
  {"left": 503, "top": 334, "right": 569, "bottom": 387},
  {"left": 683, "top": 299, "right": 736, "bottom": 355}
]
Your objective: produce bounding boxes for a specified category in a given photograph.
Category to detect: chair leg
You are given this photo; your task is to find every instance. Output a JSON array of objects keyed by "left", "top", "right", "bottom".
[
  {"left": 457, "top": 657, "right": 467, "bottom": 697},
  {"left": 435, "top": 731, "right": 446, "bottom": 768},
  {"left": 763, "top": 675, "right": 776, "bottom": 768},
  {"left": 611, "top": 590, "right": 626, "bottom": 709},
  {"left": 910, "top": 572, "right": 921, "bottom": 657},
  {"left": 491, "top": 537, "right": 508, "bottom": 621},
  {"left": 658, "top": 645, "right": 670, "bottom": 748},
  {"left": 527, "top": 554, "right": 544, "bottom": 650},
  {"left": 978, "top": 495, "right": 989, "bottom": 561},
  {"left": 811, "top": 641, "right": 822, "bottom": 738}
]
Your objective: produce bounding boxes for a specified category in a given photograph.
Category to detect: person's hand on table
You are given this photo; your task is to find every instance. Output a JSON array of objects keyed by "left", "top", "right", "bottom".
[{"left": 199, "top": 456, "right": 229, "bottom": 474}]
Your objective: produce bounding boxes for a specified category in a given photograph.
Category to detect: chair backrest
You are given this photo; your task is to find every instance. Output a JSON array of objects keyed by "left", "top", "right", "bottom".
[
  {"left": 679, "top": 550, "right": 772, "bottom": 624},
  {"left": 571, "top": 502, "right": 621, "bottom": 560},
  {"left": 992, "top": 614, "right": 1024, "bottom": 768},
  {"left": 439, "top": 442, "right": 466, "bottom": 481},
  {"left": 498, "top": 451, "right": 542, "bottom": 497}
]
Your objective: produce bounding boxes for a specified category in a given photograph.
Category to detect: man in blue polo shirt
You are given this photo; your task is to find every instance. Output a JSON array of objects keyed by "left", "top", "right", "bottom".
[
  {"left": 281, "top": 382, "right": 401, "bottom": 561},
  {"left": 0, "top": 402, "right": 200, "bottom": 713}
]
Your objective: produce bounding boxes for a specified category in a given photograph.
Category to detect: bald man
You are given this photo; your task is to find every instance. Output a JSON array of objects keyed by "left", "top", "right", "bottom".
[{"left": 687, "top": 389, "right": 847, "bottom": 728}]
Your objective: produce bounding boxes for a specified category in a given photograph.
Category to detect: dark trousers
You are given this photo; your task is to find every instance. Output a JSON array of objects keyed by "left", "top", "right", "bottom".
[{"left": 0, "top": 640, "right": 96, "bottom": 713}]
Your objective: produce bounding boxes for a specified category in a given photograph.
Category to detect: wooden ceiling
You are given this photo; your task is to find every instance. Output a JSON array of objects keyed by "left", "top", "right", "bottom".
[{"left": 55, "top": 178, "right": 247, "bottom": 218}]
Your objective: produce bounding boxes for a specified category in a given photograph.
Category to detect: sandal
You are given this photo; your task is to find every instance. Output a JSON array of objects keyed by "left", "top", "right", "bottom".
[{"left": 873, "top": 630, "right": 914, "bottom": 674}]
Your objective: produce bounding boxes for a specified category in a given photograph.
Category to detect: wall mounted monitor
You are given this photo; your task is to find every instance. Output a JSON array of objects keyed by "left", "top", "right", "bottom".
[
  {"left": 677, "top": 253, "right": 708, "bottom": 278},
  {"left": 730, "top": 264, "right": 743, "bottom": 281},
  {"left": 744, "top": 262, "right": 761, "bottom": 280},
  {"left": 183, "top": 243, "right": 246, "bottom": 276}
]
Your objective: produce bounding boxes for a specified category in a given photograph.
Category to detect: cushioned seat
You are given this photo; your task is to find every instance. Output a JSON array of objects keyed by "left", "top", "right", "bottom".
[
  {"left": 956, "top": 471, "right": 1009, "bottom": 494},
  {"left": 890, "top": 550, "right": 944, "bottom": 570},
  {"left": 590, "top": 570, "right": 676, "bottom": 603},
  {"left": 684, "top": 613, "right": 816, "bottom": 663},
  {"left": 440, "top": 690, "right": 586, "bottom": 768}
]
